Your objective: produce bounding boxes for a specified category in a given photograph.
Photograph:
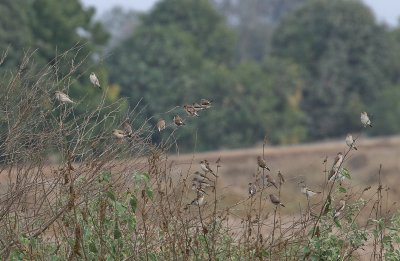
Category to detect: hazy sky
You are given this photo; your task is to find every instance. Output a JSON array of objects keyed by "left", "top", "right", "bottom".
[{"left": 81, "top": 0, "right": 400, "bottom": 26}]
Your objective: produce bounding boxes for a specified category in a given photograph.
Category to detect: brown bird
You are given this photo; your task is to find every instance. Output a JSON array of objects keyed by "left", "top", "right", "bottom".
[
  {"left": 345, "top": 134, "right": 357, "bottom": 150},
  {"left": 200, "top": 98, "right": 212, "bottom": 109},
  {"left": 90, "top": 72, "right": 101, "bottom": 89},
  {"left": 257, "top": 156, "right": 270, "bottom": 171},
  {"left": 112, "top": 129, "right": 126, "bottom": 139},
  {"left": 265, "top": 174, "right": 278, "bottom": 189},
  {"left": 248, "top": 182, "right": 257, "bottom": 197},
  {"left": 55, "top": 91, "right": 75, "bottom": 104},
  {"left": 200, "top": 160, "right": 216, "bottom": 176},
  {"left": 333, "top": 200, "right": 346, "bottom": 219},
  {"left": 192, "top": 102, "right": 204, "bottom": 112},
  {"left": 188, "top": 192, "right": 205, "bottom": 206},
  {"left": 183, "top": 104, "right": 199, "bottom": 117},
  {"left": 122, "top": 120, "right": 133, "bottom": 137},
  {"left": 328, "top": 152, "right": 344, "bottom": 181},
  {"left": 301, "top": 184, "right": 321, "bottom": 197},
  {"left": 157, "top": 118, "right": 166, "bottom": 132},
  {"left": 269, "top": 194, "right": 285, "bottom": 207},
  {"left": 173, "top": 115, "right": 185, "bottom": 126},
  {"left": 193, "top": 171, "right": 212, "bottom": 182}
]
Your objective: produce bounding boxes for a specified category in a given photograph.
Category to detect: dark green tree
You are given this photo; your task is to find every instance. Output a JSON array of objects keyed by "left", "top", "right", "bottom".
[{"left": 272, "top": 0, "right": 390, "bottom": 139}]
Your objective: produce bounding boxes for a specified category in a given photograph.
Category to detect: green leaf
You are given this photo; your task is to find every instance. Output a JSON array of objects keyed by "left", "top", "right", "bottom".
[
  {"left": 338, "top": 186, "right": 347, "bottom": 193},
  {"left": 89, "top": 241, "right": 98, "bottom": 253},
  {"left": 106, "top": 191, "right": 116, "bottom": 201},
  {"left": 129, "top": 194, "right": 138, "bottom": 212},
  {"left": 341, "top": 168, "right": 351, "bottom": 179},
  {"left": 114, "top": 223, "right": 122, "bottom": 239},
  {"left": 115, "top": 201, "right": 127, "bottom": 216},
  {"left": 134, "top": 172, "right": 150, "bottom": 183},
  {"left": 145, "top": 187, "right": 154, "bottom": 200},
  {"left": 148, "top": 253, "right": 158, "bottom": 261}
]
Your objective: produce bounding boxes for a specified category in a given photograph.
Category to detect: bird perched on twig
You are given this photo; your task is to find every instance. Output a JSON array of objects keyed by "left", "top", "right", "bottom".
[
  {"left": 328, "top": 152, "right": 344, "bottom": 182},
  {"left": 173, "top": 115, "right": 185, "bottom": 126},
  {"left": 200, "top": 160, "right": 216, "bottom": 177},
  {"left": 183, "top": 104, "right": 199, "bottom": 117},
  {"left": 89, "top": 72, "right": 101, "bottom": 89},
  {"left": 269, "top": 194, "right": 285, "bottom": 207},
  {"left": 192, "top": 102, "right": 204, "bottom": 112},
  {"left": 122, "top": 120, "right": 133, "bottom": 137},
  {"left": 361, "top": 112, "right": 372, "bottom": 127},
  {"left": 345, "top": 134, "right": 357, "bottom": 150},
  {"left": 248, "top": 183, "right": 257, "bottom": 197},
  {"left": 188, "top": 192, "right": 205, "bottom": 207},
  {"left": 265, "top": 174, "right": 278, "bottom": 189},
  {"left": 200, "top": 98, "right": 212, "bottom": 109},
  {"left": 333, "top": 200, "right": 346, "bottom": 220},
  {"left": 300, "top": 184, "right": 321, "bottom": 198},
  {"left": 55, "top": 91, "right": 75, "bottom": 104},
  {"left": 112, "top": 129, "right": 126, "bottom": 139},
  {"left": 257, "top": 156, "right": 270, "bottom": 171},
  {"left": 157, "top": 118, "right": 166, "bottom": 132}
]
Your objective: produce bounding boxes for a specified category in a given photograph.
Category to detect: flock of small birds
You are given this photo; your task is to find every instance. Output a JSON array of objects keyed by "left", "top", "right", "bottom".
[
  {"left": 54, "top": 72, "right": 213, "bottom": 139},
  {"left": 187, "top": 111, "right": 373, "bottom": 222},
  {"left": 54, "top": 75, "right": 373, "bottom": 220}
]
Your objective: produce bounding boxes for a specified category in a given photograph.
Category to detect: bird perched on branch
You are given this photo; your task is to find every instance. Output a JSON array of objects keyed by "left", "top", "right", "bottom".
[
  {"left": 112, "top": 129, "right": 126, "bottom": 139},
  {"left": 300, "top": 184, "right": 321, "bottom": 198},
  {"left": 188, "top": 192, "right": 205, "bottom": 207},
  {"left": 265, "top": 174, "right": 278, "bottom": 189},
  {"left": 200, "top": 98, "right": 212, "bottom": 109},
  {"left": 173, "top": 115, "right": 185, "bottom": 126},
  {"left": 183, "top": 104, "right": 199, "bottom": 117},
  {"left": 361, "top": 112, "right": 372, "bottom": 127},
  {"left": 55, "top": 91, "right": 75, "bottom": 104},
  {"left": 248, "top": 183, "right": 257, "bottom": 197},
  {"left": 200, "top": 160, "right": 216, "bottom": 177},
  {"left": 89, "top": 72, "right": 101, "bottom": 89},
  {"left": 257, "top": 156, "right": 270, "bottom": 171},
  {"left": 157, "top": 118, "right": 166, "bottom": 132},
  {"left": 345, "top": 134, "right": 357, "bottom": 150},
  {"left": 269, "top": 194, "right": 285, "bottom": 207},
  {"left": 122, "top": 120, "right": 133, "bottom": 137},
  {"left": 328, "top": 152, "right": 344, "bottom": 182}
]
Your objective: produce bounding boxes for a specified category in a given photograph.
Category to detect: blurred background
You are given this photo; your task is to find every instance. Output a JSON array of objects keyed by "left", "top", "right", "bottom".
[{"left": 1, "top": 0, "right": 400, "bottom": 152}]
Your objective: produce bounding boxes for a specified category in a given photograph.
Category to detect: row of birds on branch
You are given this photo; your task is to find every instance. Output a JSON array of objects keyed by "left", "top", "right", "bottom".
[{"left": 53, "top": 72, "right": 213, "bottom": 139}]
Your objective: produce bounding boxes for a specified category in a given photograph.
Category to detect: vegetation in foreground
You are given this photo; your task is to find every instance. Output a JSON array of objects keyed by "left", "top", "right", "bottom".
[{"left": 0, "top": 52, "right": 399, "bottom": 261}]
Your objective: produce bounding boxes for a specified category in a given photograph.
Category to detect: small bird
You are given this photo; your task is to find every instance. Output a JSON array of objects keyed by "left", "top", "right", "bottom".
[
  {"left": 193, "top": 171, "right": 212, "bottom": 182},
  {"left": 90, "top": 72, "right": 101, "bottom": 89},
  {"left": 200, "top": 98, "right": 212, "bottom": 109},
  {"left": 122, "top": 120, "right": 133, "bottom": 137},
  {"left": 112, "top": 129, "right": 126, "bottom": 139},
  {"left": 333, "top": 200, "right": 346, "bottom": 219},
  {"left": 277, "top": 171, "right": 285, "bottom": 185},
  {"left": 301, "top": 184, "right": 321, "bottom": 197},
  {"left": 257, "top": 156, "right": 270, "bottom": 171},
  {"left": 361, "top": 112, "right": 372, "bottom": 127},
  {"left": 173, "top": 115, "right": 185, "bottom": 126},
  {"left": 328, "top": 152, "right": 344, "bottom": 181},
  {"left": 192, "top": 177, "right": 211, "bottom": 192},
  {"left": 55, "top": 91, "right": 75, "bottom": 104},
  {"left": 345, "top": 134, "right": 357, "bottom": 150},
  {"left": 200, "top": 160, "right": 216, "bottom": 176},
  {"left": 248, "top": 182, "right": 257, "bottom": 197},
  {"left": 269, "top": 194, "right": 285, "bottom": 207},
  {"left": 265, "top": 174, "right": 278, "bottom": 189},
  {"left": 183, "top": 104, "right": 199, "bottom": 117},
  {"left": 188, "top": 192, "right": 205, "bottom": 206},
  {"left": 157, "top": 118, "right": 166, "bottom": 132},
  {"left": 216, "top": 157, "right": 222, "bottom": 168}
]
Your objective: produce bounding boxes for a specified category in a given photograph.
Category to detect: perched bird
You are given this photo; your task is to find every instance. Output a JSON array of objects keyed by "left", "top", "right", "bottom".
[
  {"left": 55, "top": 91, "right": 75, "bottom": 104},
  {"left": 173, "top": 115, "right": 185, "bottom": 126},
  {"left": 200, "top": 160, "right": 216, "bottom": 176},
  {"left": 122, "top": 120, "right": 133, "bottom": 137},
  {"left": 200, "top": 98, "right": 212, "bottom": 109},
  {"left": 216, "top": 157, "right": 222, "bottom": 168},
  {"left": 277, "top": 171, "right": 285, "bottom": 185},
  {"left": 248, "top": 182, "right": 257, "bottom": 197},
  {"left": 345, "top": 134, "right": 357, "bottom": 150},
  {"left": 188, "top": 192, "right": 205, "bottom": 206},
  {"left": 183, "top": 104, "right": 199, "bottom": 117},
  {"left": 360, "top": 112, "right": 372, "bottom": 128},
  {"left": 269, "top": 194, "right": 285, "bottom": 207},
  {"left": 89, "top": 72, "right": 101, "bottom": 89},
  {"left": 333, "top": 200, "right": 346, "bottom": 219},
  {"left": 192, "top": 176, "right": 211, "bottom": 193},
  {"left": 257, "top": 156, "right": 270, "bottom": 171},
  {"left": 157, "top": 118, "right": 166, "bottom": 132},
  {"left": 301, "top": 184, "right": 321, "bottom": 197},
  {"left": 193, "top": 171, "right": 212, "bottom": 182},
  {"left": 265, "top": 174, "right": 278, "bottom": 189},
  {"left": 328, "top": 152, "right": 344, "bottom": 182},
  {"left": 112, "top": 129, "right": 126, "bottom": 139}
]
